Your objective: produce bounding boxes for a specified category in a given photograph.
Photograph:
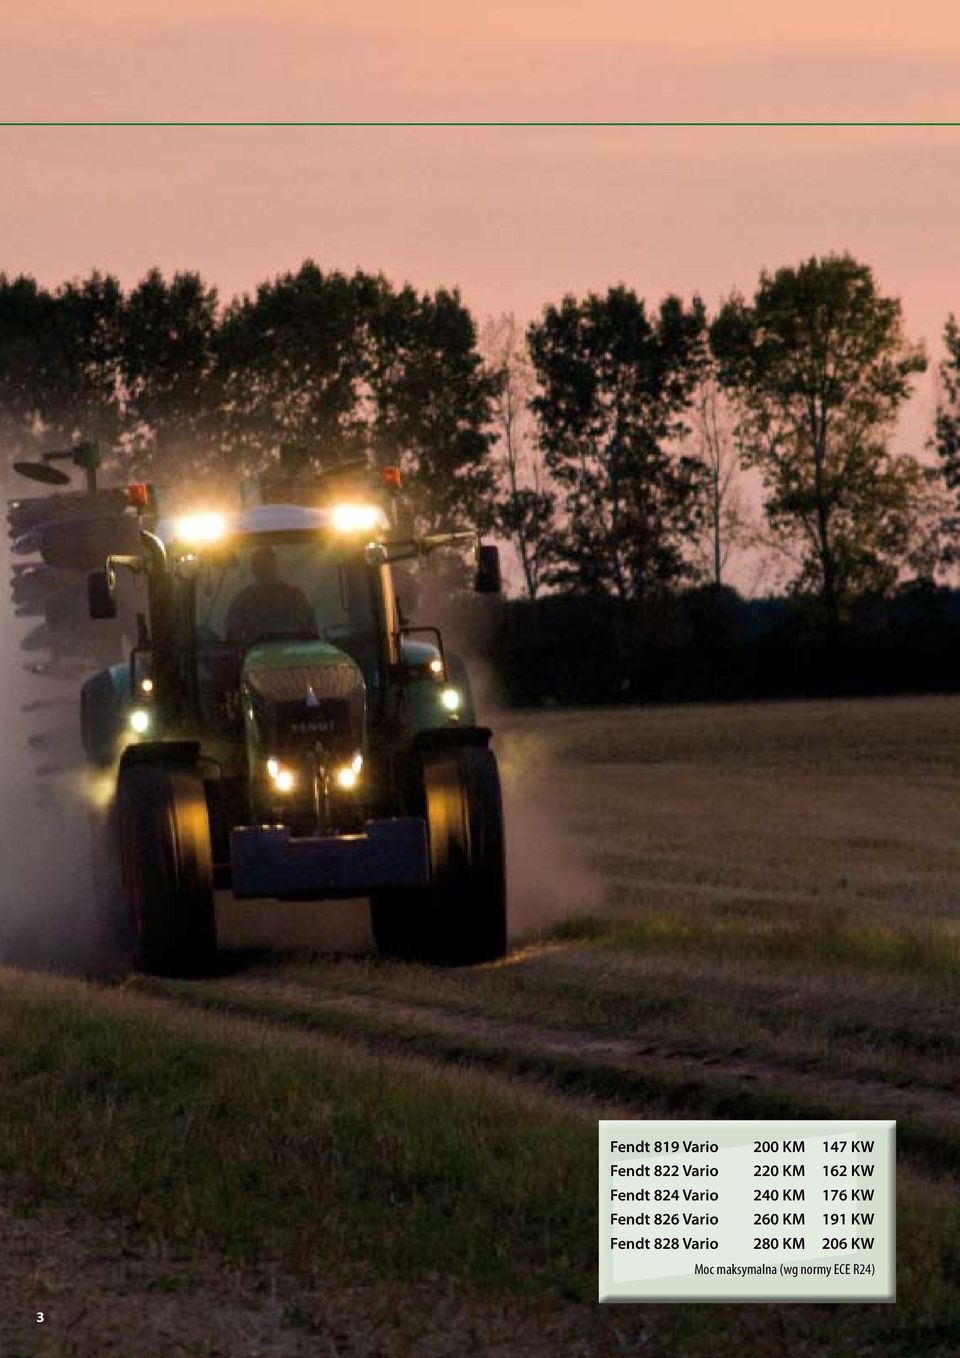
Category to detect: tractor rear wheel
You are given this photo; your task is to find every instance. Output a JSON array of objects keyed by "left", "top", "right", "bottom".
[
  {"left": 370, "top": 746, "right": 507, "bottom": 966},
  {"left": 116, "top": 762, "right": 217, "bottom": 977}
]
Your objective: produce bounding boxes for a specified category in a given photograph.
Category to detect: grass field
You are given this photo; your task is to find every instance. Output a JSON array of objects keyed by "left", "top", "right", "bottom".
[{"left": 2, "top": 693, "right": 959, "bottom": 1356}]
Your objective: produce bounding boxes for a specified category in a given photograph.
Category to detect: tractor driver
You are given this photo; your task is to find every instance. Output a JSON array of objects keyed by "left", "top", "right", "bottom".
[{"left": 225, "top": 545, "right": 317, "bottom": 646}]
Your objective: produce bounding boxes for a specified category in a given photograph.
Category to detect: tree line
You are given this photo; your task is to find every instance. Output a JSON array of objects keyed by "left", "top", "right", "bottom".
[
  {"left": 493, "top": 255, "right": 955, "bottom": 638},
  {"left": 0, "top": 265, "right": 497, "bottom": 534},
  {"left": 3, "top": 253, "right": 960, "bottom": 639}
]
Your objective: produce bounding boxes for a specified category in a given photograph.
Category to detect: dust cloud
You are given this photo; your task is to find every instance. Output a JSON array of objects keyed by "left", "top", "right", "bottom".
[
  {"left": 449, "top": 618, "right": 602, "bottom": 940},
  {"left": 0, "top": 519, "right": 128, "bottom": 974},
  {"left": 498, "top": 747, "right": 601, "bottom": 938},
  {"left": 0, "top": 454, "right": 143, "bottom": 973}
]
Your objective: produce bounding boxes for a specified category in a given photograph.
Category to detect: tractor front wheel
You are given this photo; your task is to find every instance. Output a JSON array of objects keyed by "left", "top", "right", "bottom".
[
  {"left": 116, "top": 762, "right": 217, "bottom": 977},
  {"left": 371, "top": 746, "right": 507, "bottom": 966}
]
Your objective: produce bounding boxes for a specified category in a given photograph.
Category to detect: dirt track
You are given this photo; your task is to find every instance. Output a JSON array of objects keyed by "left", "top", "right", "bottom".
[{"left": 159, "top": 967, "right": 960, "bottom": 1135}]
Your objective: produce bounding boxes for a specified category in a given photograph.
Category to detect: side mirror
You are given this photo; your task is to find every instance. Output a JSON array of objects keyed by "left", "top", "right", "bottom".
[
  {"left": 88, "top": 569, "right": 117, "bottom": 620},
  {"left": 474, "top": 543, "right": 502, "bottom": 594}
]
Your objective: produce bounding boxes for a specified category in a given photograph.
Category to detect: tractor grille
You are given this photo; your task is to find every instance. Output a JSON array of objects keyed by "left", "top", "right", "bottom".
[
  {"left": 274, "top": 697, "right": 353, "bottom": 744},
  {"left": 244, "top": 662, "right": 361, "bottom": 705},
  {"left": 244, "top": 659, "right": 366, "bottom": 757}
]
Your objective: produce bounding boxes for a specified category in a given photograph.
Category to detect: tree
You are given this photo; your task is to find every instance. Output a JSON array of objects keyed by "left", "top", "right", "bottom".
[
  {"left": 711, "top": 254, "right": 927, "bottom": 629},
  {"left": 370, "top": 285, "right": 499, "bottom": 532},
  {"left": 480, "top": 312, "right": 555, "bottom": 599},
  {"left": 218, "top": 266, "right": 498, "bottom": 533},
  {"left": 0, "top": 272, "right": 123, "bottom": 467},
  {"left": 686, "top": 365, "right": 747, "bottom": 587},
  {"left": 218, "top": 263, "right": 372, "bottom": 474},
  {"left": 933, "top": 314, "right": 960, "bottom": 567},
  {"left": 120, "top": 269, "right": 221, "bottom": 479},
  {"left": 0, "top": 274, "right": 58, "bottom": 461},
  {"left": 0, "top": 261, "right": 498, "bottom": 541},
  {"left": 43, "top": 272, "right": 125, "bottom": 450},
  {"left": 528, "top": 287, "right": 707, "bottom": 601},
  {"left": 936, "top": 315, "right": 960, "bottom": 476}
]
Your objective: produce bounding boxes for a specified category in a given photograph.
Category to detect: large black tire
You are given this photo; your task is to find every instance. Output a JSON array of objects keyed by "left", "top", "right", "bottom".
[
  {"left": 116, "top": 762, "right": 217, "bottom": 977},
  {"left": 371, "top": 746, "right": 507, "bottom": 966},
  {"left": 88, "top": 798, "right": 136, "bottom": 967}
]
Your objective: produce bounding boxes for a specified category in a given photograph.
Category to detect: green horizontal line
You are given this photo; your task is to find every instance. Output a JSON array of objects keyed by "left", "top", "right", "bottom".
[{"left": 0, "top": 120, "right": 959, "bottom": 129}]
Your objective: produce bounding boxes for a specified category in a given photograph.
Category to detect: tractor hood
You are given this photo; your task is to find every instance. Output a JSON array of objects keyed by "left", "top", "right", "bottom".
[{"left": 241, "top": 638, "right": 366, "bottom": 770}]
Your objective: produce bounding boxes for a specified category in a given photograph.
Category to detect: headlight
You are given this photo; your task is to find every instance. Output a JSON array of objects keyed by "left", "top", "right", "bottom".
[
  {"left": 174, "top": 511, "right": 226, "bottom": 545},
  {"left": 335, "top": 752, "right": 363, "bottom": 790},
  {"left": 129, "top": 708, "right": 151, "bottom": 735},
  {"left": 330, "top": 503, "right": 386, "bottom": 534},
  {"left": 440, "top": 687, "right": 461, "bottom": 713},
  {"left": 266, "top": 757, "right": 296, "bottom": 793}
]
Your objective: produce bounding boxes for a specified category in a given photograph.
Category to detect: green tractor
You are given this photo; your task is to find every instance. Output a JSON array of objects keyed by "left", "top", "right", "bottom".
[{"left": 80, "top": 464, "right": 507, "bottom": 976}]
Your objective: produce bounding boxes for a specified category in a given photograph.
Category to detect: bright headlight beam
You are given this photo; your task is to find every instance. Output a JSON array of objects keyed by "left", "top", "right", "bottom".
[
  {"left": 266, "top": 756, "right": 295, "bottom": 792},
  {"left": 330, "top": 503, "right": 384, "bottom": 534},
  {"left": 174, "top": 512, "right": 227, "bottom": 545},
  {"left": 129, "top": 708, "right": 151, "bottom": 734},
  {"left": 336, "top": 752, "right": 363, "bottom": 790},
  {"left": 440, "top": 687, "right": 461, "bottom": 712}
]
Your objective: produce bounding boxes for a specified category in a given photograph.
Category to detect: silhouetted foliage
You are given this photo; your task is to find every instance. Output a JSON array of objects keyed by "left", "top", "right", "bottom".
[
  {"left": 712, "top": 255, "right": 928, "bottom": 631},
  {"left": 529, "top": 288, "right": 707, "bottom": 600},
  {"left": 0, "top": 264, "right": 498, "bottom": 529},
  {"left": 218, "top": 264, "right": 373, "bottom": 471},
  {"left": 5, "top": 256, "right": 960, "bottom": 711},
  {"left": 120, "top": 269, "right": 221, "bottom": 478},
  {"left": 218, "top": 265, "right": 498, "bottom": 528},
  {"left": 370, "top": 284, "right": 500, "bottom": 531},
  {"left": 0, "top": 272, "right": 123, "bottom": 456},
  {"left": 684, "top": 366, "right": 748, "bottom": 587},
  {"left": 480, "top": 313, "right": 556, "bottom": 598},
  {"left": 933, "top": 314, "right": 960, "bottom": 563},
  {"left": 936, "top": 316, "right": 960, "bottom": 481},
  {"left": 451, "top": 586, "right": 960, "bottom": 709}
]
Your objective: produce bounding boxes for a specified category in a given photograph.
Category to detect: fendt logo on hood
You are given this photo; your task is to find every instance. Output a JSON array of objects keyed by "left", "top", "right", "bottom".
[
  {"left": 289, "top": 717, "right": 337, "bottom": 735},
  {"left": 274, "top": 690, "right": 350, "bottom": 739}
]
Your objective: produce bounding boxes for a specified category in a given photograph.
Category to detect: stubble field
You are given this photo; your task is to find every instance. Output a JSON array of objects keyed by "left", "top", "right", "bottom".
[{"left": 2, "top": 693, "right": 959, "bottom": 1356}]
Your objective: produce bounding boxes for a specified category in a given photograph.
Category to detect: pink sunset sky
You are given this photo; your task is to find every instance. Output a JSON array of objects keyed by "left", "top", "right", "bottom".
[{"left": 1, "top": 0, "right": 959, "bottom": 461}]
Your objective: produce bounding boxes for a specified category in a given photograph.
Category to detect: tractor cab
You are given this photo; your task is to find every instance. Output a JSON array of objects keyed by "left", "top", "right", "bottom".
[
  {"left": 101, "top": 497, "right": 476, "bottom": 762},
  {"left": 182, "top": 506, "right": 390, "bottom": 698}
]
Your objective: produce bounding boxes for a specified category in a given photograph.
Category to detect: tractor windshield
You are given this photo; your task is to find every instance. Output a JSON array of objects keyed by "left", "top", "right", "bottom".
[{"left": 194, "top": 537, "right": 376, "bottom": 650}]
